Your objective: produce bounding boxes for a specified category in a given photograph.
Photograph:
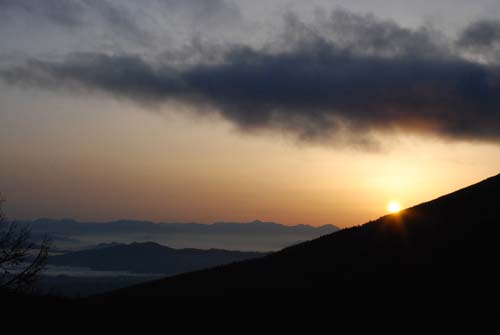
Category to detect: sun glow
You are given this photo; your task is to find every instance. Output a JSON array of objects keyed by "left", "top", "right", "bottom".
[{"left": 387, "top": 201, "right": 402, "bottom": 214}]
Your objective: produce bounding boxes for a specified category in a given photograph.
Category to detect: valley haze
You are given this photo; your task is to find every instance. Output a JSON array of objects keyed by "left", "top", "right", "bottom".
[{"left": 24, "top": 218, "right": 339, "bottom": 252}]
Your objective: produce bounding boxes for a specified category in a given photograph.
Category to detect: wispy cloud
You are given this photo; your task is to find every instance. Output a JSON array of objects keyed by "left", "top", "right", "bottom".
[
  {"left": 0, "top": 0, "right": 241, "bottom": 34},
  {"left": 0, "top": 0, "right": 149, "bottom": 45}
]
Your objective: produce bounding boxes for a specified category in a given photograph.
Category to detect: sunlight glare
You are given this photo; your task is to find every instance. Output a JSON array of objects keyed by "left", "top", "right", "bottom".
[{"left": 387, "top": 201, "right": 402, "bottom": 214}]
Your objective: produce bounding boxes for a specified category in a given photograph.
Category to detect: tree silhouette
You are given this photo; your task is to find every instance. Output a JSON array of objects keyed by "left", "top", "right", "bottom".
[{"left": 0, "top": 198, "right": 49, "bottom": 292}]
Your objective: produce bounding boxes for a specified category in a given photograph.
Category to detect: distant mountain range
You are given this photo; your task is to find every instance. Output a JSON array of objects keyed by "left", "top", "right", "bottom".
[
  {"left": 49, "top": 242, "right": 266, "bottom": 275},
  {"left": 99, "top": 173, "right": 500, "bottom": 318},
  {"left": 27, "top": 219, "right": 337, "bottom": 236},
  {"left": 21, "top": 219, "right": 339, "bottom": 251}
]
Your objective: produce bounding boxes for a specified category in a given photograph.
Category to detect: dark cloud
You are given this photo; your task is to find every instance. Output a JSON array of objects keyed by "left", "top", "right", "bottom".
[
  {"left": 2, "top": 10, "right": 500, "bottom": 147},
  {"left": 306, "top": 9, "right": 450, "bottom": 58},
  {"left": 458, "top": 20, "right": 500, "bottom": 49},
  {"left": 457, "top": 20, "right": 500, "bottom": 63}
]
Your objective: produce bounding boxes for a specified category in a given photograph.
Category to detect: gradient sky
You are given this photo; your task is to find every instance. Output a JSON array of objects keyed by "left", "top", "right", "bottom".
[{"left": 1, "top": 0, "right": 500, "bottom": 227}]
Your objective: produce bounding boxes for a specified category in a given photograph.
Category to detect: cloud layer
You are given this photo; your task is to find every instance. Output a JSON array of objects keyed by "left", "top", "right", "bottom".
[{"left": 2, "top": 9, "right": 500, "bottom": 147}]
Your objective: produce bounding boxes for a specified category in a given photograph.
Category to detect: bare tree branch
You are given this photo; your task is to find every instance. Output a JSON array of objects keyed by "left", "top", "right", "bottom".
[{"left": 0, "top": 197, "right": 50, "bottom": 292}]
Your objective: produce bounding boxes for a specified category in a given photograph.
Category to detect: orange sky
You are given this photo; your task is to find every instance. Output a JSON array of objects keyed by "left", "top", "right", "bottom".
[{"left": 2, "top": 89, "right": 499, "bottom": 227}]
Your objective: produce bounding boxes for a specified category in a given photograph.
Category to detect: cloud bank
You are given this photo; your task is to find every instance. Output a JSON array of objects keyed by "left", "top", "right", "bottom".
[{"left": 2, "top": 9, "right": 500, "bottom": 147}]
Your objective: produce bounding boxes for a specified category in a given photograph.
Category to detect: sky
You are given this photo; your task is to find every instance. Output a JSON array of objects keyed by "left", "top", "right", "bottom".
[{"left": 1, "top": 0, "right": 500, "bottom": 227}]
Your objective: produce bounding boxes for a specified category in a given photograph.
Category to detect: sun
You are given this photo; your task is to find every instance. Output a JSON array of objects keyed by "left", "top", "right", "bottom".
[{"left": 387, "top": 201, "right": 402, "bottom": 214}]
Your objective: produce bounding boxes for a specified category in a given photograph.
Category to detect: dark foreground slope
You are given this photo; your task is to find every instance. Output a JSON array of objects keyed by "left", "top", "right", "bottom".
[{"left": 99, "top": 173, "right": 500, "bottom": 313}]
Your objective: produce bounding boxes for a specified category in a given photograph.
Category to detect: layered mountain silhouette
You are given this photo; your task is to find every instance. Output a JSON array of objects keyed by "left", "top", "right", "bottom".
[
  {"left": 100, "top": 173, "right": 500, "bottom": 314},
  {"left": 49, "top": 242, "right": 266, "bottom": 275},
  {"left": 24, "top": 219, "right": 338, "bottom": 251}
]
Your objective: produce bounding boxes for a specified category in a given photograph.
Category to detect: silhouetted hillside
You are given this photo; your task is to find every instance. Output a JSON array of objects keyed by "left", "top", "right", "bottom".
[
  {"left": 49, "top": 242, "right": 266, "bottom": 275},
  {"left": 99, "top": 173, "right": 500, "bottom": 316}
]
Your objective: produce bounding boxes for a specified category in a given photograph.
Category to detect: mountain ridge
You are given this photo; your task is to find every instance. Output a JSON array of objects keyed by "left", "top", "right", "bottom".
[{"left": 24, "top": 218, "right": 338, "bottom": 234}]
